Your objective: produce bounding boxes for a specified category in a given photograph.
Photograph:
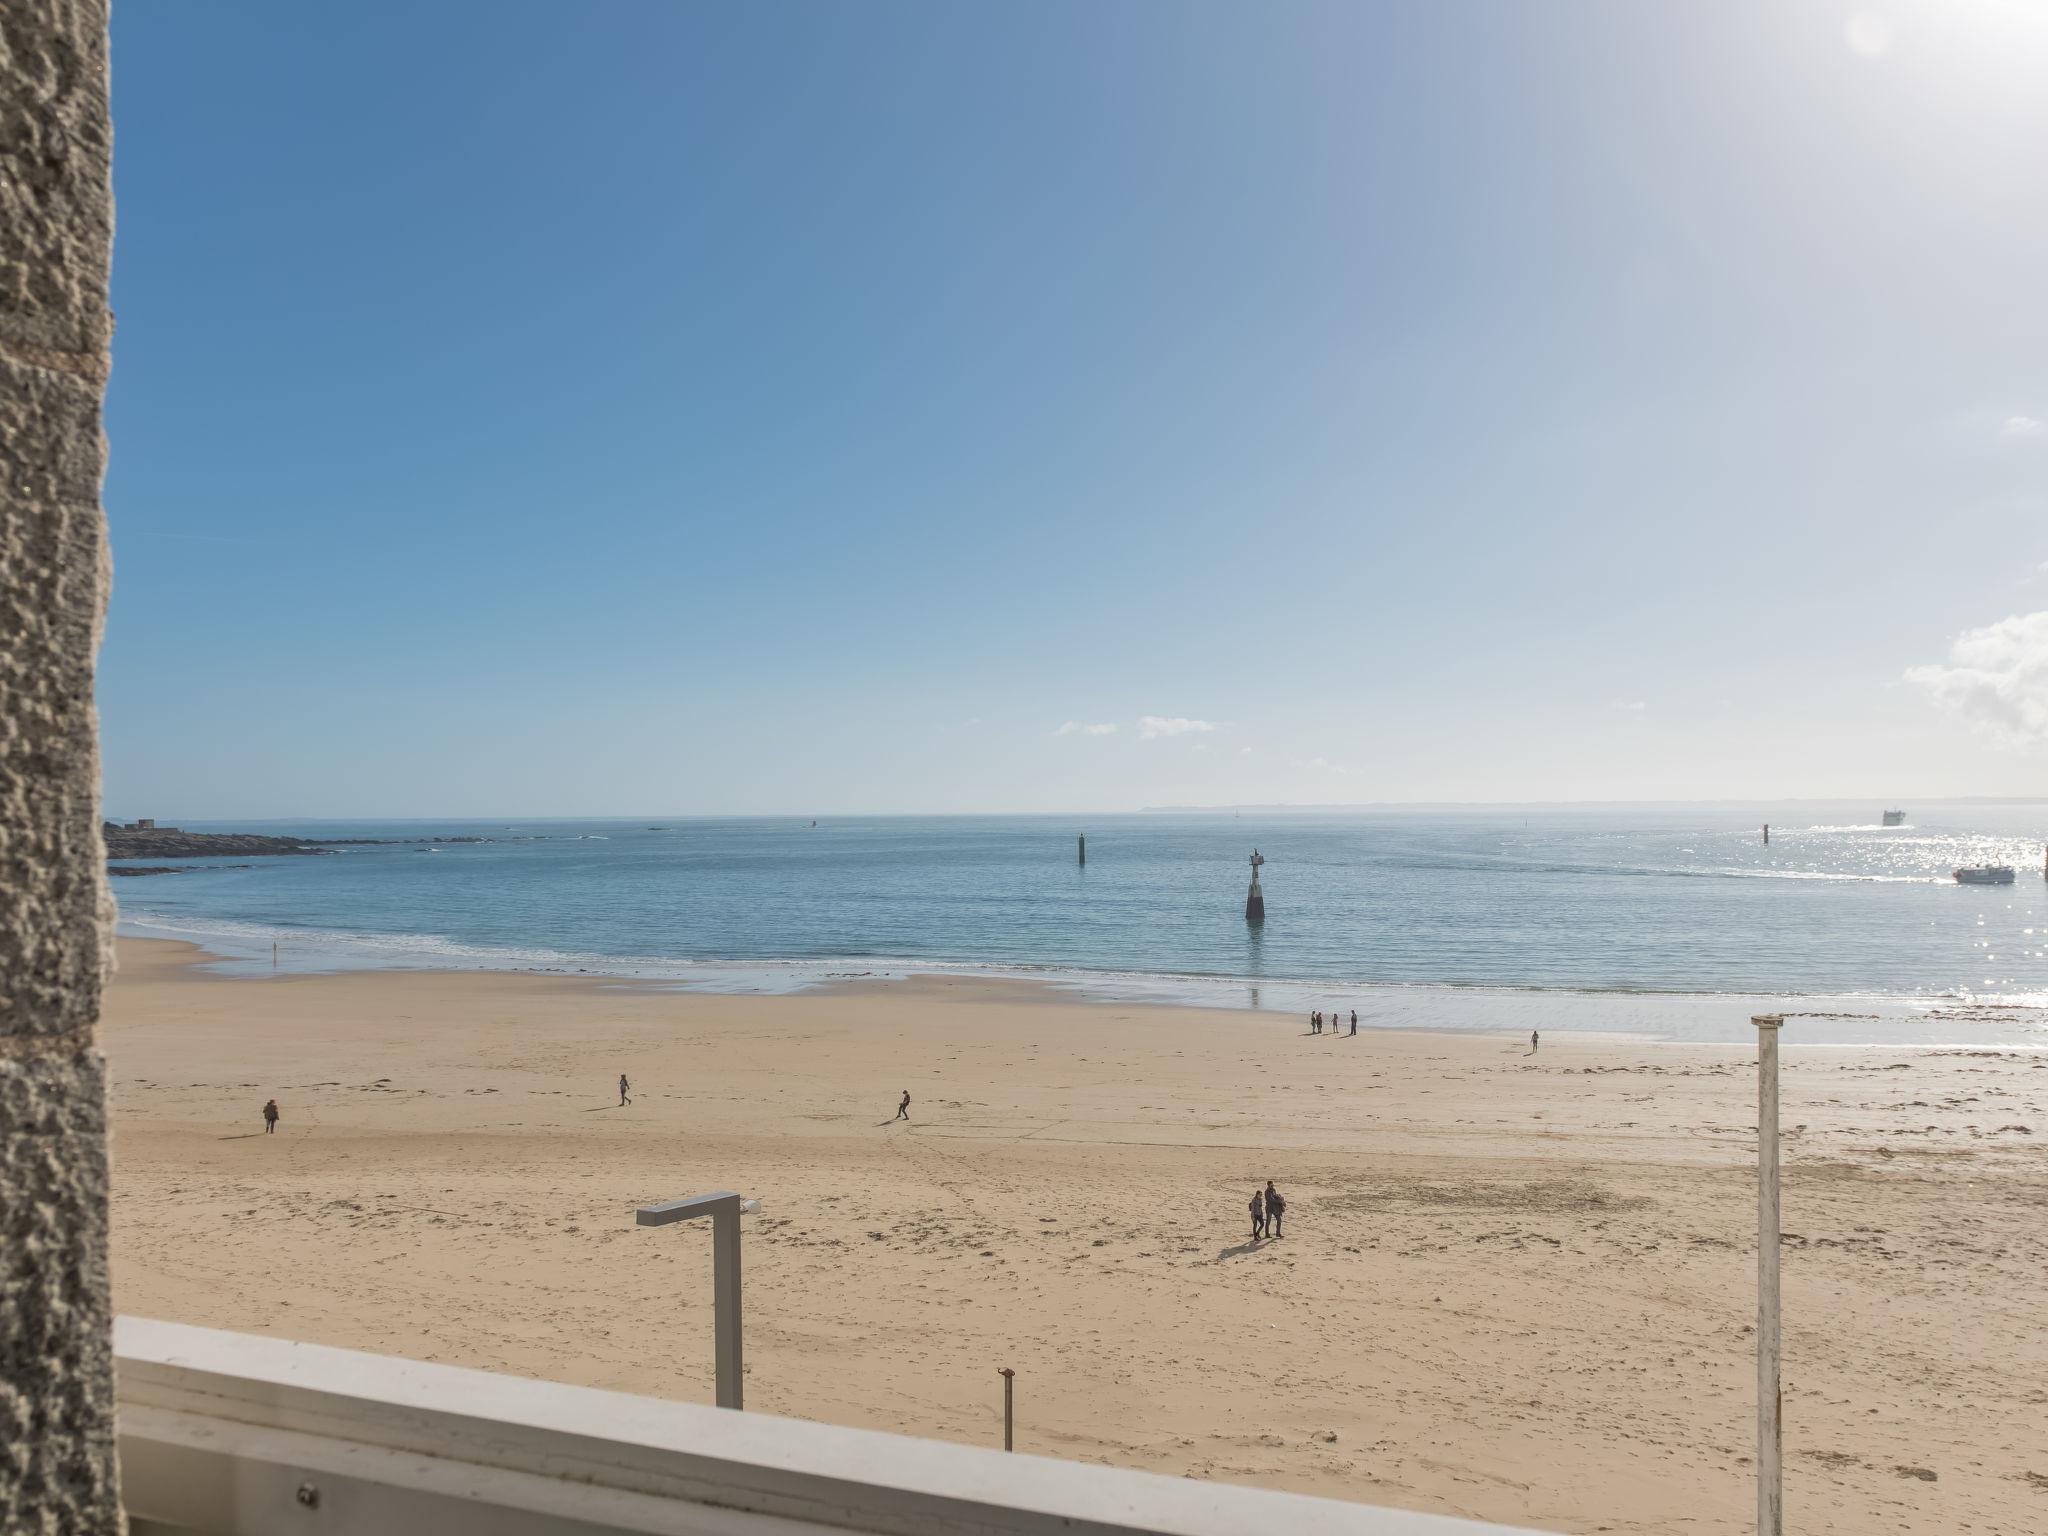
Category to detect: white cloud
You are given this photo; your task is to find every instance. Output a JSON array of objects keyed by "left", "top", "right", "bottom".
[
  {"left": 1290, "top": 755, "right": 1360, "bottom": 776},
  {"left": 1610, "top": 699, "right": 1647, "bottom": 712},
  {"left": 2000, "top": 416, "right": 2044, "bottom": 439},
  {"left": 1137, "top": 716, "right": 1216, "bottom": 739},
  {"left": 1053, "top": 720, "right": 1119, "bottom": 737},
  {"left": 1904, "top": 611, "right": 2048, "bottom": 750},
  {"left": 1238, "top": 746, "right": 1254, "bottom": 756}
]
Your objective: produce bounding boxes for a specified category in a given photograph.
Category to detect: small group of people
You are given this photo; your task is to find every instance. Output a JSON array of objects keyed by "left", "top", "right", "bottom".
[
  {"left": 1309, "top": 1008, "right": 1357, "bottom": 1036},
  {"left": 1248, "top": 1180, "right": 1286, "bottom": 1240}
]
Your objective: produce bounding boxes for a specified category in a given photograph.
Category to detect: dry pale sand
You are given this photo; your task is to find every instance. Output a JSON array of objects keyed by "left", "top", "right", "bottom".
[{"left": 104, "top": 939, "right": 2048, "bottom": 1534}]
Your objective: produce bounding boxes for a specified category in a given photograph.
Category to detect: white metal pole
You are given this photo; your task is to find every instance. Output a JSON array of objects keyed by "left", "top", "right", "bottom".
[{"left": 1754, "top": 1014, "right": 1783, "bottom": 1536}]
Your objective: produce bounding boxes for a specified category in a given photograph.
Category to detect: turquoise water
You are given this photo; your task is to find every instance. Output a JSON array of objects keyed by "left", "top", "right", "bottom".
[{"left": 114, "top": 807, "right": 2048, "bottom": 1021}]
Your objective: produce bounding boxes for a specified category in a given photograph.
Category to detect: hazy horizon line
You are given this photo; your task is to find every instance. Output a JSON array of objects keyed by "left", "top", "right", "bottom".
[{"left": 105, "top": 795, "right": 2048, "bottom": 825}]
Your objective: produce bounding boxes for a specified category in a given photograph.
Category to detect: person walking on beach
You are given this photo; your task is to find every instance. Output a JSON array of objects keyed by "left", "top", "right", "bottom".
[
  {"left": 618, "top": 1073, "right": 631, "bottom": 1106},
  {"left": 896, "top": 1089, "right": 911, "bottom": 1121},
  {"left": 1350, "top": 1009, "right": 1358, "bottom": 1036},
  {"left": 262, "top": 1098, "right": 279, "bottom": 1134},
  {"left": 1264, "top": 1181, "right": 1285, "bottom": 1238},
  {"left": 1530, "top": 1030, "right": 1539, "bottom": 1054},
  {"left": 1249, "top": 1188, "right": 1265, "bottom": 1241}
]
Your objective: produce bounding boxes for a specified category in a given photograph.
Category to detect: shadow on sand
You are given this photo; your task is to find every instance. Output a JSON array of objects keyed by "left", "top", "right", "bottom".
[
  {"left": 217, "top": 1133, "right": 261, "bottom": 1141},
  {"left": 1214, "top": 1237, "right": 1269, "bottom": 1262}
]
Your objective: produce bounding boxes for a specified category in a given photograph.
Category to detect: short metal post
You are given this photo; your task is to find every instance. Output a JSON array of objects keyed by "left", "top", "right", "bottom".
[
  {"left": 999, "top": 1367, "right": 1015, "bottom": 1450},
  {"left": 1754, "top": 1015, "right": 1783, "bottom": 1536},
  {"left": 713, "top": 1206, "right": 743, "bottom": 1410}
]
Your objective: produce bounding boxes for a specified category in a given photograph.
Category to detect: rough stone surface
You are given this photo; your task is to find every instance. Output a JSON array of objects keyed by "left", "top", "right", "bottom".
[
  {"left": 0, "top": 1057, "right": 118, "bottom": 1535},
  {"left": 0, "top": 0, "right": 112, "bottom": 358},
  {"left": 0, "top": 351, "right": 102, "bottom": 503},
  {"left": 0, "top": 2, "right": 121, "bottom": 1531},
  {"left": 0, "top": 493, "right": 110, "bottom": 1046}
]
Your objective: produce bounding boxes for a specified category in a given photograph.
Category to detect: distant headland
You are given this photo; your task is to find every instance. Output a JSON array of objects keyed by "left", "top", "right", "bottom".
[{"left": 103, "top": 820, "right": 493, "bottom": 866}]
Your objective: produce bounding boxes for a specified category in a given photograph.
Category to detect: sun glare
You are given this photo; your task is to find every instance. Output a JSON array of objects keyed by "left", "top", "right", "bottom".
[{"left": 1845, "top": 10, "right": 1895, "bottom": 58}]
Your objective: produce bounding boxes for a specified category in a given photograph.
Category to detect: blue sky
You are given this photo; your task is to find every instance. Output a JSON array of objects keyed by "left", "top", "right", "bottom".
[{"left": 102, "top": 2, "right": 2048, "bottom": 816}]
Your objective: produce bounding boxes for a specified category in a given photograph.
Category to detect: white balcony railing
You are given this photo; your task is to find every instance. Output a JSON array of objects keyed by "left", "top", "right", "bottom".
[{"left": 116, "top": 1317, "right": 1551, "bottom": 1536}]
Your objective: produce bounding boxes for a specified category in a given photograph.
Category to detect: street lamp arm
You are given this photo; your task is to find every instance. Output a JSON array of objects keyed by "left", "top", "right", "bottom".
[{"left": 638, "top": 1193, "right": 744, "bottom": 1226}]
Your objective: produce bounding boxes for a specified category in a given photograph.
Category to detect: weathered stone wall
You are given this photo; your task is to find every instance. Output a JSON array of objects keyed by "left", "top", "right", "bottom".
[{"left": 0, "top": 1, "right": 122, "bottom": 1532}]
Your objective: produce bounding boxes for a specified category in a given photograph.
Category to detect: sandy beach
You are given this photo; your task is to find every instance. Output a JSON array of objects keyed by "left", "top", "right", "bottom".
[{"left": 105, "top": 938, "right": 2047, "bottom": 1534}]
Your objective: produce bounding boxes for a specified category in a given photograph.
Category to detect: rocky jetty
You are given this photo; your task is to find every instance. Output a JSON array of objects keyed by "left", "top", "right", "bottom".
[
  {"left": 103, "top": 825, "right": 496, "bottom": 860},
  {"left": 104, "top": 825, "right": 334, "bottom": 859},
  {"left": 301, "top": 836, "right": 492, "bottom": 846}
]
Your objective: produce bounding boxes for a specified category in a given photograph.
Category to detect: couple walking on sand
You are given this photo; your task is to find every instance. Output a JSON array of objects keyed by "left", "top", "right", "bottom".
[{"left": 1248, "top": 1180, "right": 1285, "bottom": 1240}]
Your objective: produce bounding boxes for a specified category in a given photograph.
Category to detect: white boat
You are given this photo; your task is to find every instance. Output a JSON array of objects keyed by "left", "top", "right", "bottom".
[
  {"left": 1953, "top": 865, "right": 2015, "bottom": 885},
  {"left": 1881, "top": 809, "right": 1906, "bottom": 827}
]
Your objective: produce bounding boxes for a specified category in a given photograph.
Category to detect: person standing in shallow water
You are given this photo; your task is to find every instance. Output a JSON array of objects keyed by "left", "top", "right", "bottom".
[
  {"left": 618, "top": 1073, "right": 631, "bottom": 1106},
  {"left": 1249, "top": 1188, "right": 1265, "bottom": 1241},
  {"left": 896, "top": 1089, "right": 911, "bottom": 1121},
  {"left": 262, "top": 1098, "right": 279, "bottom": 1134}
]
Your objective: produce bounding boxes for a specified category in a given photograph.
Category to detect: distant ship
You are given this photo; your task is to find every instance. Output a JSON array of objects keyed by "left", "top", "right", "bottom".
[
  {"left": 1953, "top": 865, "right": 2015, "bottom": 885},
  {"left": 1881, "top": 809, "right": 1906, "bottom": 827}
]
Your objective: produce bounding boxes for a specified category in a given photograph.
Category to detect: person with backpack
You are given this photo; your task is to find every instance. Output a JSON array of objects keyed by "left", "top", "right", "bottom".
[{"left": 262, "top": 1098, "right": 279, "bottom": 1134}]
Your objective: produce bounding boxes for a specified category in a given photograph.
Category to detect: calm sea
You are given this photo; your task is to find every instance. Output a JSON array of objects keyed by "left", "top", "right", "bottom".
[{"left": 113, "top": 805, "right": 2048, "bottom": 1038}]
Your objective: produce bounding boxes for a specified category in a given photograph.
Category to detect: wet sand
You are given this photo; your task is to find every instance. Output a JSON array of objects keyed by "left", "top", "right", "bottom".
[{"left": 105, "top": 938, "right": 2048, "bottom": 1534}]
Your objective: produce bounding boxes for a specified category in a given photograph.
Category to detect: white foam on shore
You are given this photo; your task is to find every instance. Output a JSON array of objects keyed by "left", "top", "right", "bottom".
[{"left": 116, "top": 913, "right": 2048, "bottom": 1046}]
